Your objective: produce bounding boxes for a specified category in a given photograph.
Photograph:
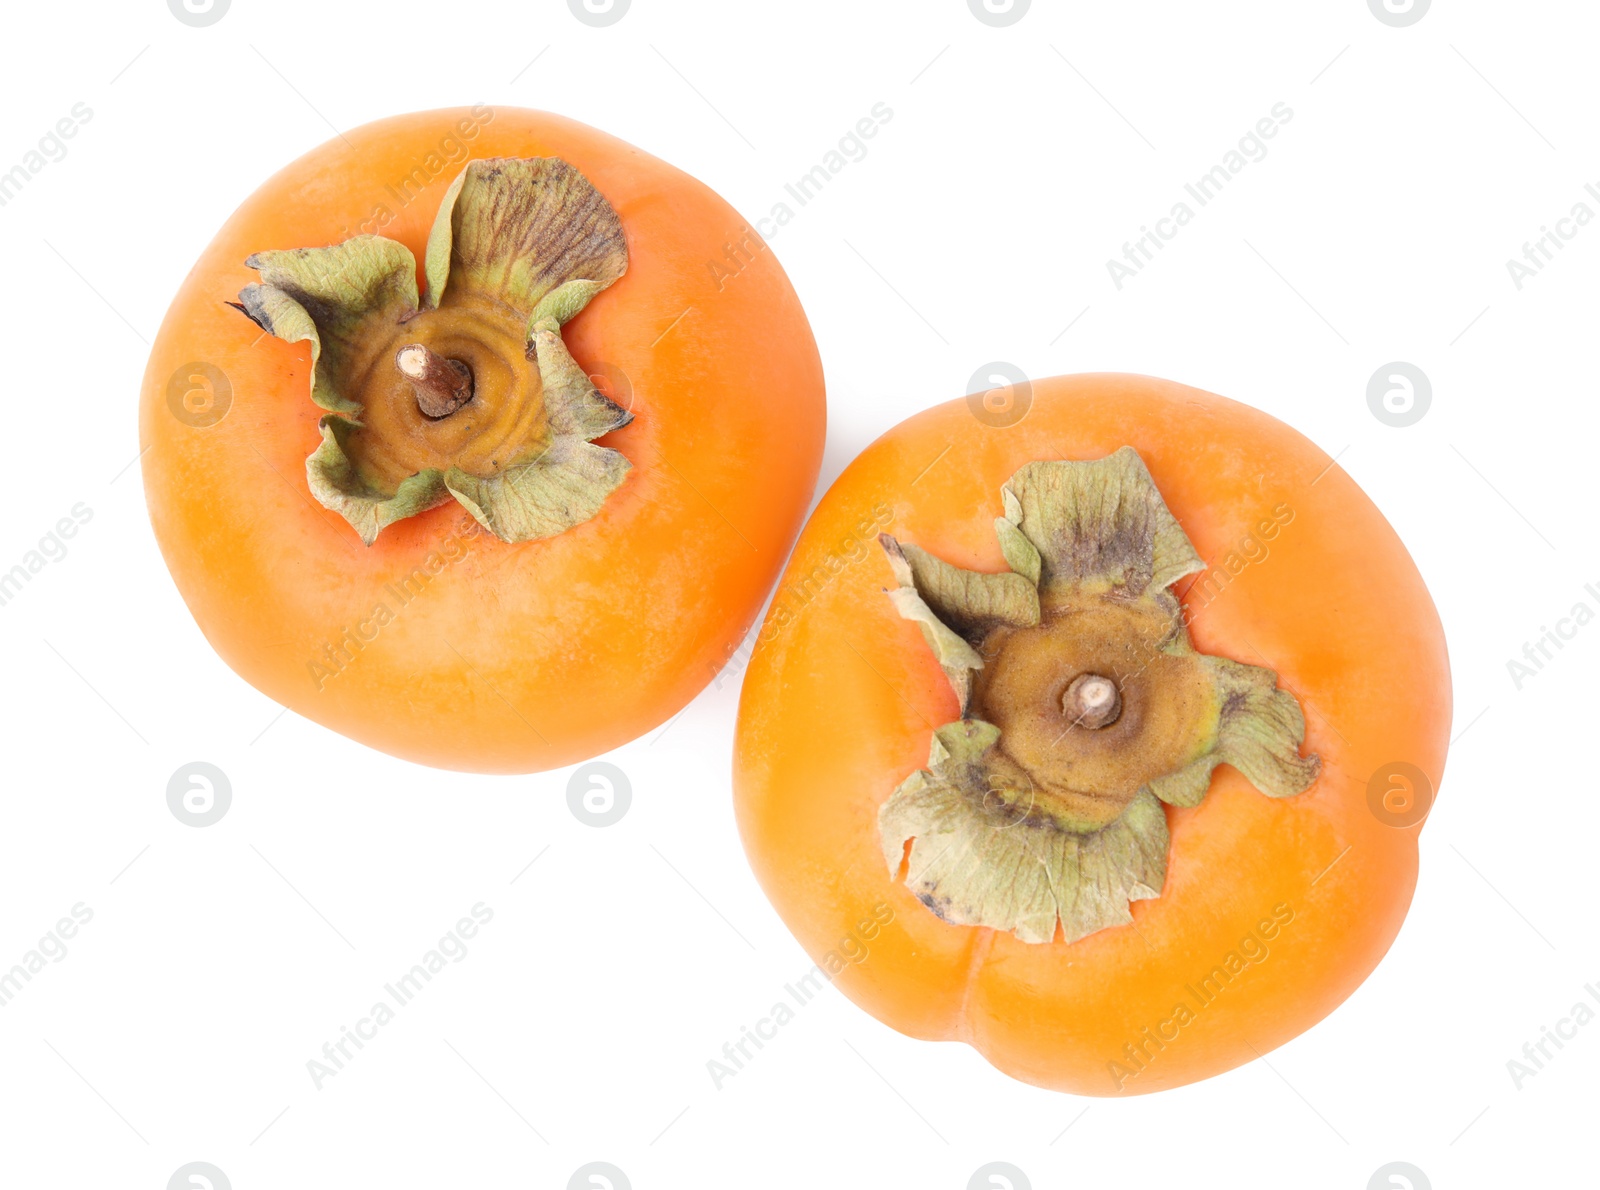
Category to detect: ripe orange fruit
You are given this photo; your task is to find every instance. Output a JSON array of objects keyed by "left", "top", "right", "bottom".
[
  {"left": 733, "top": 373, "right": 1449, "bottom": 1094},
  {"left": 142, "top": 106, "right": 824, "bottom": 772}
]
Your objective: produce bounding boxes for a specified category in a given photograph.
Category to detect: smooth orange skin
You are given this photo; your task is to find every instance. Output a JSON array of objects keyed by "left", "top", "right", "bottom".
[
  {"left": 733, "top": 375, "right": 1450, "bottom": 1095},
  {"left": 141, "top": 108, "right": 824, "bottom": 772}
]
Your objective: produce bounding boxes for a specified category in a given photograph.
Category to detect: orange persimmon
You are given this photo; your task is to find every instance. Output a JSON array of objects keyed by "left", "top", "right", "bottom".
[
  {"left": 141, "top": 107, "right": 823, "bottom": 772},
  {"left": 733, "top": 373, "right": 1449, "bottom": 1094}
]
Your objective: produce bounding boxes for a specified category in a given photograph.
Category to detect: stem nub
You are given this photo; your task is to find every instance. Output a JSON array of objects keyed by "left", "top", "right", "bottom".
[
  {"left": 397, "top": 343, "right": 473, "bottom": 418},
  {"left": 1063, "top": 673, "right": 1122, "bottom": 729}
]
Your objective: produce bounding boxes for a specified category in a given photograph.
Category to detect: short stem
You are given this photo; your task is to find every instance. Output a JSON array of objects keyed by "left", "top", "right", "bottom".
[
  {"left": 397, "top": 343, "right": 473, "bottom": 418},
  {"left": 1063, "top": 673, "right": 1121, "bottom": 729}
]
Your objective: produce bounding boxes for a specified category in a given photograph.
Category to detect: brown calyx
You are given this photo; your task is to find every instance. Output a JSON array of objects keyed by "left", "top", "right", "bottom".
[
  {"left": 344, "top": 300, "right": 550, "bottom": 494},
  {"left": 969, "top": 591, "right": 1217, "bottom": 833},
  {"left": 876, "top": 450, "right": 1323, "bottom": 944}
]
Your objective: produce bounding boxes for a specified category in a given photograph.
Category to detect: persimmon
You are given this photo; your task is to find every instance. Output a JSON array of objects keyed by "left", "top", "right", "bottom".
[
  {"left": 733, "top": 374, "right": 1449, "bottom": 1095},
  {"left": 141, "top": 107, "right": 824, "bottom": 772}
]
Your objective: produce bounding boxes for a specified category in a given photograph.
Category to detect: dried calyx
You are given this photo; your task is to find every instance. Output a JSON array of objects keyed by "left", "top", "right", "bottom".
[
  {"left": 878, "top": 448, "right": 1321, "bottom": 945},
  {"left": 231, "top": 157, "right": 632, "bottom": 545}
]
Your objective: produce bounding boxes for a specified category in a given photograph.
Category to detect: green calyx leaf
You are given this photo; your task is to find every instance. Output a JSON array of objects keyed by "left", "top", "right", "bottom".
[
  {"left": 236, "top": 156, "right": 632, "bottom": 546},
  {"left": 881, "top": 720, "right": 1170, "bottom": 945},
  {"left": 1001, "top": 446, "right": 1206, "bottom": 595},
  {"left": 878, "top": 533, "right": 1038, "bottom": 714},
  {"left": 878, "top": 449, "right": 1320, "bottom": 945},
  {"left": 994, "top": 496, "right": 1042, "bottom": 585},
  {"left": 439, "top": 319, "right": 634, "bottom": 544},
  {"left": 423, "top": 157, "right": 628, "bottom": 317},
  {"left": 446, "top": 439, "right": 630, "bottom": 545},
  {"left": 881, "top": 534, "right": 1041, "bottom": 636},
  {"left": 235, "top": 236, "right": 420, "bottom": 416},
  {"left": 306, "top": 418, "right": 450, "bottom": 547},
  {"left": 1200, "top": 655, "right": 1323, "bottom": 797},
  {"left": 529, "top": 279, "right": 610, "bottom": 330}
]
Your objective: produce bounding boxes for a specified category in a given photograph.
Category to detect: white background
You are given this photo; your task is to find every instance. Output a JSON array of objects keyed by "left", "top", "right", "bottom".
[{"left": 0, "top": 1, "right": 1593, "bottom": 1187}]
